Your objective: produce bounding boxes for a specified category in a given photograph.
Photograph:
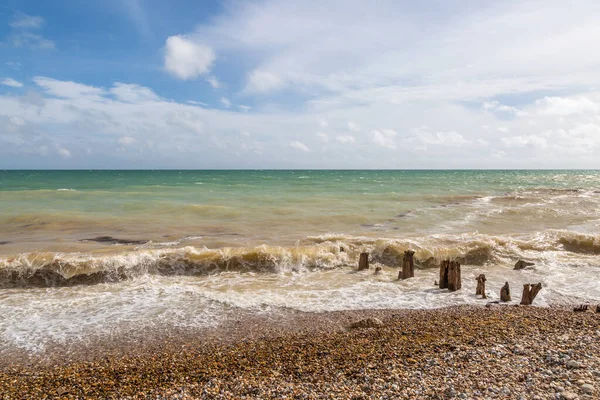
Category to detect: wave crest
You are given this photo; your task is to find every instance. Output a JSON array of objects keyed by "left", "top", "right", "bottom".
[{"left": 2, "top": 229, "right": 600, "bottom": 288}]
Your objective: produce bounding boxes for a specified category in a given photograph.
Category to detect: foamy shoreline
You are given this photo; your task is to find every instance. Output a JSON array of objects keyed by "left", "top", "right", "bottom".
[{"left": 2, "top": 305, "right": 599, "bottom": 399}]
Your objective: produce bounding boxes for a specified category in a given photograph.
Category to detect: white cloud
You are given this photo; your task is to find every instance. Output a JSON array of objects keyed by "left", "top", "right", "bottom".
[
  {"left": 247, "top": 70, "right": 284, "bottom": 93},
  {"left": 10, "top": 14, "right": 44, "bottom": 29},
  {"left": 238, "top": 105, "right": 251, "bottom": 112},
  {"left": 10, "top": 32, "right": 55, "bottom": 49},
  {"left": 206, "top": 76, "right": 221, "bottom": 89},
  {"left": 4, "top": 74, "right": 600, "bottom": 168},
  {"left": 187, "top": 100, "right": 208, "bottom": 106},
  {"left": 502, "top": 135, "right": 548, "bottom": 149},
  {"left": 497, "top": 127, "right": 509, "bottom": 133},
  {"left": 316, "top": 132, "right": 329, "bottom": 142},
  {"left": 220, "top": 97, "right": 232, "bottom": 108},
  {"left": 1, "top": 78, "right": 23, "bottom": 88},
  {"left": 534, "top": 96, "right": 600, "bottom": 116},
  {"left": 164, "top": 35, "right": 215, "bottom": 80},
  {"left": 7, "top": 13, "right": 54, "bottom": 49},
  {"left": 419, "top": 131, "right": 470, "bottom": 147},
  {"left": 482, "top": 100, "right": 522, "bottom": 116},
  {"left": 33, "top": 77, "right": 105, "bottom": 99},
  {"left": 336, "top": 135, "right": 355, "bottom": 144},
  {"left": 371, "top": 129, "right": 397, "bottom": 149},
  {"left": 289, "top": 141, "right": 310, "bottom": 152},
  {"left": 57, "top": 147, "right": 71, "bottom": 158},
  {"left": 347, "top": 121, "right": 360, "bottom": 132},
  {"left": 110, "top": 83, "right": 160, "bottom": 103},
  {"left": 118, "top": 136, "right": 137, "bottom": 145}
]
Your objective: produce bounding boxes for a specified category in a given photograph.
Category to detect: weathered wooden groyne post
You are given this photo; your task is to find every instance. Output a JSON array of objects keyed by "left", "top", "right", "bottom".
[
  {"left": 398, "top": 250, "right": 415, "bottom": 280},
  {"left": 358, "top": 253, "right": 369, "bottom": 271},
  {"left": 500, "top": 282, "right": 511, "bottom": 302},
  {"left": 520, "top": 283, "right": 542, "bottom": 305},
  {"left": 475, "top": 274, "right": 487, "bottom": 298},
  {"left": 447, "top": 260, "right": 461, "bottom": 291},
  {"left": 439, "top": 260, "right": 449, "bottom": 289},
  {"left": 439, "top": 259, "right": 461, "bottom": 291}
]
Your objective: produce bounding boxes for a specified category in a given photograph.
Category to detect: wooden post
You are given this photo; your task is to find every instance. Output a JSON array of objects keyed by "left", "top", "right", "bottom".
[
  {"left": 500, "top": 282, "right": 511, "bottom": 302},
  {"left": 596, "top": 305, "right": 600, "bottom": 313},
  {"left": 399, "top": 250, "right": 415, "bottom": 280},
  {"left": 439, "top": 260, "right": 449, "bottom": 289},
  {"left": 448, "top": 260, "right": 461, "bottom": 291},
  {"left": 358, "top": 253, "right": 369, "bottom": 271},
  {"left": 475, "top": 274, "right": 487, "bottom": 298},
  {"left": 520, "top": 283, "right": 542, "bottom": 305}
]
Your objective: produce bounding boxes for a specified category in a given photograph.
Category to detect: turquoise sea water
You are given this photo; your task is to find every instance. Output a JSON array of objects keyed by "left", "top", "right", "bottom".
[
  {"left": 1, "top": 170, "right": 600, "bottom": 353},
  {"left": 2, "top": 170, "right": 600, "bottom": 252}
]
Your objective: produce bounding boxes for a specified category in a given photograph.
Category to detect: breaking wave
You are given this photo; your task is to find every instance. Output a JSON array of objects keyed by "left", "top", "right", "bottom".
[{"left": 2, "top": 230, "right": 599, "bottom": 289}]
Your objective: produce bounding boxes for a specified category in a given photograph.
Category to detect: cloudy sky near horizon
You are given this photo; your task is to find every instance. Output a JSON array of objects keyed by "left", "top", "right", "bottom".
[{"left": 1, "top": 0, "right": 600, "bottom": 169}]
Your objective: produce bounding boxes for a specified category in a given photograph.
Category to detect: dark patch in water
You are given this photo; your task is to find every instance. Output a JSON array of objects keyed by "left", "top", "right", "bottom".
[
  {"left": 395, "top": 212, "right": 411, "bottom": 218},
  {"left": 0, "top": 241, "right": 9, "bottom": 245},
  {"left": 21, "top": 222, "right": 48, "bottom": 228},
  {"left": 80, "top": 236, "right": 148, "bottom": 245}
]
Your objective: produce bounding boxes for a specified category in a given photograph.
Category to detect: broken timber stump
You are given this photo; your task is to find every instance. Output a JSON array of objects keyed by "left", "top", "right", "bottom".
[
  {"left": 574, "top": 304, "right": 589, "bottom": 312},
  {"left": 520, "top": 283, "right": 542, "bottom": 305},
  {"left": 500, "top": 282, "right": 511, "bottom": 302},
  {"left": 447, "top": 260, "right": 461, "bottom": 291},
  {"left": 358, "top": 253, "right": 369, "bottom": 271},
  {"left": 439, "top": 260, "right": 449, "bottom": 289},
  {"left": 475, "top": 274, "right": 487, "bottom": 298},
  {"left": 398, "top": 250, "right": 415, "bottom": 280}
]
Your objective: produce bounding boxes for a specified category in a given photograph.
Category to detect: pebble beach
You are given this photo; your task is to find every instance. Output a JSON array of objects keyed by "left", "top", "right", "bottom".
[{"left": 1, "top": 305, "right": 599, "bottom": 399}]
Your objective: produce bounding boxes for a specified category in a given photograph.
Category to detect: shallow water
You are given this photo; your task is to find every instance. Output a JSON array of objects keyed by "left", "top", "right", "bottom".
[{"left": 1, "top": 170, "right": 600, "bottom": 352}]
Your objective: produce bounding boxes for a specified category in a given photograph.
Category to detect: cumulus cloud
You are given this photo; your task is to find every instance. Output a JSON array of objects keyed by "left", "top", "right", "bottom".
[
  {"left": 164, "top": 35, "right": 215, "bottom": 80},
  {"left": 110, "top": 83, "right": 160, "bottom": 103},
  {"left": 3, "top": 77, "right": 600, "bottom": 168},
  {"left": 1, "top": 78, "right": 23, "bottom": 88},
  {"left": 57, "top": 147, "right": 71, "bottom": 158},
  {"left": 371, "top": 129, "right": 397, "bottom": 149},
  {"left": 534, "top": 96, "right": 600, "bottom": 116},
  {"left": 502, "top": 135, "right": 548, "bottom": 149},
  {"left": 247, "top": 70, "right": 284, "bottom": 93},
  {"left": 289, "top": 141, "right": 310, "bottom": 152},
  {"left": 336, "top": 135, "right": 355, "bottom": 144},
  {"left": 419, "top": 131, "right": 470, "bottom": 147},
  {"left": 34, "top": 77, "right": 105, "bottom": 99}
]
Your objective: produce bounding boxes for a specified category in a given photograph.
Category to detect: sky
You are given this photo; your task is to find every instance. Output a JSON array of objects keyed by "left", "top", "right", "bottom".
[{"left": 1, "top": 0, "right": 600, "bottom": 169}]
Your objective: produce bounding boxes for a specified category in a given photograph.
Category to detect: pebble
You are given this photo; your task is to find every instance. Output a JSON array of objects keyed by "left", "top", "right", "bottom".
[
  {"left": 567, "top": 360, "right": 583, "bottom": 369},
  {"left": 0, "top": 306, "right": 598, "bottom": 399},
  {"left": 580, "top": 384, "right": 594, "bottom": 394},
  {"left": 560, "top": 392, "right": 579, "bottom": 400}
]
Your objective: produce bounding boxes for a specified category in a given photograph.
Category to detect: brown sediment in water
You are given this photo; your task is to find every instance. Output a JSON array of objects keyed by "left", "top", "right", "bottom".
[{"left": 1, "top": 306, "right": 599, "bottom": 399}]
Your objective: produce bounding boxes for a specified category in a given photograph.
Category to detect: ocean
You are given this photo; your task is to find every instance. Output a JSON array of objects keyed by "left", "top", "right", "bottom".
[{"left": 1, "top": 170, "right": 600, "bottom": 353}]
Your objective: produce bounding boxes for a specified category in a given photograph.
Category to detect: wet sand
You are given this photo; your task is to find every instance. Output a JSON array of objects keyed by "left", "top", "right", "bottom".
[{"left": 1, "top": 305, "right": 599, "bottom": 399}]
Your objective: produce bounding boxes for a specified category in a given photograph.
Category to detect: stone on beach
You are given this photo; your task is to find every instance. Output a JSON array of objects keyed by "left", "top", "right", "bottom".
[
  {"left": 1, "top": 306, "right": 599, "bottom": 399},
  {"left": 514, "top": 259, "right": 535, "bottom": 270},
  {"left": 349, "top": 317, "right": 384, "bottom": 329}
]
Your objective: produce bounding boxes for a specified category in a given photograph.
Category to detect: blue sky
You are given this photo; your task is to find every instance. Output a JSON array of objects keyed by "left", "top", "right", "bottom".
[{"left": 1, "top": 0, "right": 600, "bottom": 168}]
